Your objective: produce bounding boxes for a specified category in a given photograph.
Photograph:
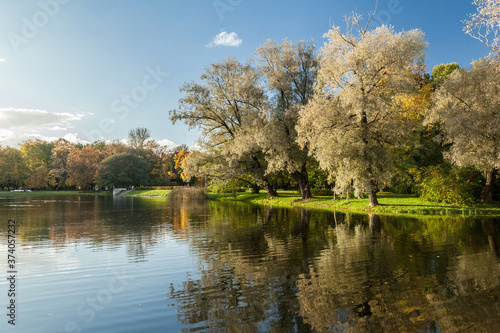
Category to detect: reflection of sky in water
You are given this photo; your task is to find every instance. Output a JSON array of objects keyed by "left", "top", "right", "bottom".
[{"left": 0, "top": 195, "right": 499, "bottom": 332}]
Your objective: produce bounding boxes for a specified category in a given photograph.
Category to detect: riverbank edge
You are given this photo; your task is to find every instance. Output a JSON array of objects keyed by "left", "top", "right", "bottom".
[
  {"left": 208, "top": 191, "right": 500, "bottom": 218},
  {"left": 2, "top": 190, "right": 499, "bottom": 218},
  {"left": 0, "top": 190, "right": 110, "bottom": 197}
]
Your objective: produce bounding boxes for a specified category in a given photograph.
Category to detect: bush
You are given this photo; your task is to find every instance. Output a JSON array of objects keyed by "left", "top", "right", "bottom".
[
  {"left": 390, "top": 171, "right": 419, "bottom": 194},
  {"left": 136, "top": 186, "right": 174, "bottom": 190},
  {"left": 311, "top": 188, "right": 334, "bottom": 196},
  {"left": 419, "top": 165, "right": 484, "bottom": 206},
  {"left": 207, "top": 179, "right": 246, "bottom": 194},
  {"left": 169, "top": 186, "right": 207, "bottom": 200}
]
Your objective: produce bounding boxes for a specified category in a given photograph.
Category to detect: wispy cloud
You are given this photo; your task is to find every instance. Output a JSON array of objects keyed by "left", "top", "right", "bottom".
[
  {"left": 0, "top": 58, "right": 6, "bottom": 63},
  {"left": 0, "top": 108, "right": 87, "bottom": 145},
  {"left": 157, "top": 138, "right": 177, "bottom": 149},
  {"left": 24, "top": 133, "right": 88, "bottom": 144},
  {"left": 207, "top": 31, "right": 242, "bottom": 47},
  {"left": 0, "top": 108, "right": 84, "bottom": 129},
  {"left": 48, "top": 126, "right": 68, "bottom": 131},
  {"left": 118, "top": 138, "right": 177, "bottom": 150}
]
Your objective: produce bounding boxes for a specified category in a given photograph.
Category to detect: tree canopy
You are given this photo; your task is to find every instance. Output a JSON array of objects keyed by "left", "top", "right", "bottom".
[
  {"left": 97, "top": 153, "right": 149, "bottom": 188},
  {"left": 297, "top": 15, "right": 427, "bottom": 206},
  {"left": 427, "top": 56, "right": 500, "bottom": 202}
]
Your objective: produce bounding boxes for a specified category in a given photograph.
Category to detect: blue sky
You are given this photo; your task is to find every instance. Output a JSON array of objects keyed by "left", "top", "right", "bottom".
[{"left": 0, "top": 0, "right": 491, "bottom": 148}]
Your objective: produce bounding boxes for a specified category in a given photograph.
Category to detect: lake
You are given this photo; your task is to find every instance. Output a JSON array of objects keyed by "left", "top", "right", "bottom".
[{"left": 1, "top": 195, "right": 499, "bottom": 332}]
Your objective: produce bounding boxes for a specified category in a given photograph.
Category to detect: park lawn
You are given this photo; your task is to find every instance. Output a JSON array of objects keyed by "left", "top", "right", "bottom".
[
  {"left": 125, "top": 189, "right": 172, "bottom": 197},
  {"left": 214, "top": 191, "right": 500, "bottom": 218},
  {"left": 0, "top": 190, "right": 110, "bottom": 196}
]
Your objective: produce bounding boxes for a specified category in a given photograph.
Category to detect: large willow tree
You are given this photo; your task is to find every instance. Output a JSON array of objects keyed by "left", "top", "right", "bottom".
[
  {"left": 170, "top": 57, "right": 277, "bottom": 197},
  {"left": 255, "top": 39, "right": 318, "bottom": 199},
  {"left": 427, "top": 56, "right": 500, "bottom": 202},
  {"left": 297, "top": 14, "right": 427, "bottom": 206}
]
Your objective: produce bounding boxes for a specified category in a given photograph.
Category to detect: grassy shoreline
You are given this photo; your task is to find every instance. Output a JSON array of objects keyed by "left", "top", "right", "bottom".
[
  {"left": 210, "top": 191, "right": 500, "bottom": 218},
  {"left": 124, "top": 189, "right": 172, "bottom": 197},
  {"left": 2, "top": 189, "right": 499, "bottom": 217}
]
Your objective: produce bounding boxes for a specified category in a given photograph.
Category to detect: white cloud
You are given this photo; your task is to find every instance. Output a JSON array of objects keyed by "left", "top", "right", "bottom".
[
  {"left": 157, "top": 139, "right": 177, "bottom": 149},
  {"left": 0, "top": 108, "right": 84, "bottom": 129},
  {"left": 117, "top": 138, "right": 177, "bottom": 150},
  {"left": 0, "top": 108, "right": 87, "bottom": 146},
  {"left": 25, "top": 133, "right": 90, "bottom": 144},
  {"left": 0, "top": 58, "right": 6, "bottom": 63},
  {"left": 49, "top": 126, "right": 68, "bottom": 131},
  {"left": 207, "top": 31, "right": 242, "bottom": 47}
]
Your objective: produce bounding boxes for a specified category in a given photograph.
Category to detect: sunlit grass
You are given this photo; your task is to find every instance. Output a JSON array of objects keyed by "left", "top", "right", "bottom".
[
  {"left": 213, "top": 191, "right": 500, "bottom": 217},
  {"left": 125, "top": 189, "right": 172, "bottom": 197}
]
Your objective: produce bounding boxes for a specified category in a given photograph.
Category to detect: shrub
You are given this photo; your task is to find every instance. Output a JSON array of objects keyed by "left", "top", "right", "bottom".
[
  {"left": 136, "top": 186, "right": 174, "bottom": 190},
  {"left": 418, "top": 165, "right": 484, "bottom": 206},
  {"left": 311, "top": 188, "right": 334, "bottom": 196},
  {"left": 390, "top": 171, "right": 419, "bottom": 194},
  {"left": 169, "top": 186, "right": 207, "bottom": 200},
  {"left": 207, "top": 179, "right": 246, "bottom": 195}
]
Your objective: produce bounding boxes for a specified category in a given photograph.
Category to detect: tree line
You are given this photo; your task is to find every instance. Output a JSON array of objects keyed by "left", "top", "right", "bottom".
[
  {"left": 170, "top": 4, "right": 500, "bottom": 206},
  {"left": 0, "top": 128, "right": 191, "bottom": 191}
]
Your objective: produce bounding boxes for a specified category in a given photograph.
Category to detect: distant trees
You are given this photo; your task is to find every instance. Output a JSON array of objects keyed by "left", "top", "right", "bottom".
[
  {"left": 128, "top": 127, "right": 151, "bottom": 150},
  {"left": 66, "top": 145, "right": 104, "bottom": 190},
  {"left": 48, "top": 139, "right": 72, "bottom": 188},
  {"left": 0, "top": 146, "right": 26, "bottom": 187},
  {"left": 173, "top": 149, "right": 191, "bottom": 182},
  {"left": 97, "top": 153, "right": 149, "bottom": 188},
  {"left": 427, "top": 56, "right": 500, "bottom": 202},
  {"left": 0, "top": 129, "right": 191, "bottom": 191},
  {"left": 20, "top": 140, "right": 54, "bottom": 189},
  {"left": 297, "top": 15, "right": 427, "bottom": 206}
]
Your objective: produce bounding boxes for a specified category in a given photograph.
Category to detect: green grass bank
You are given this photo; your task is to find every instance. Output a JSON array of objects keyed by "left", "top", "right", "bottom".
[
  {"left": 124, "top": 189, "right": 172, "bottom": 197},
  {"left": 210, "top": 191, "right": 500, "bottom": 218}
]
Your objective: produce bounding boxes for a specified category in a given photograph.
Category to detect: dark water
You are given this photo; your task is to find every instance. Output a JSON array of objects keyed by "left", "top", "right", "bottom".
[{"left": 1, "top": 195, "right": 499, "bottom": 332}]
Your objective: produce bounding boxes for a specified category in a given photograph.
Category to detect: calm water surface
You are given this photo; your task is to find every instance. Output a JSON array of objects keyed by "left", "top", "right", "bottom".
[{"left": 0, "top": 195, "right": 499, "bottom": 332}]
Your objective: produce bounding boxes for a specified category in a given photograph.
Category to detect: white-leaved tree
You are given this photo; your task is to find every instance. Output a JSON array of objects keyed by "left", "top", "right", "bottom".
[
  {"left": 464, "top": 0, "right": 500, "bottom": 51},
  {"left": 254, "top": 39, "right": 318, "bottom": 199},
  {"left": 297, "top": 13, "right": 427, "bottom": 206},
  {"left": 170, "top": 57, "right": 278, "bottom": 197},
  {"left": 426, "top": 56, "right": 500, "bottom": 202}
]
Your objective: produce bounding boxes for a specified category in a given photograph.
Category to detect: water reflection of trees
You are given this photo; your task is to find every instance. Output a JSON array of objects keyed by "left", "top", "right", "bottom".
[
  {"left": 0, "top": 195, "right": 211, "bottom": 263},
  {"left": 168, "top": 204, "right": 500, "bottom": 332},
  {"left": 2, "top": 196, "right": 500, "bottom": 331}
]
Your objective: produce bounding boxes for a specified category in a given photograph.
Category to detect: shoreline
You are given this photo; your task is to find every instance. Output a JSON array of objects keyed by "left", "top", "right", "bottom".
[
  {"left": 2, "top": 190, "right": 499, "bottom": 218},
  {"left": 209, "top": 191, "right": 500, "bottom": 218}
]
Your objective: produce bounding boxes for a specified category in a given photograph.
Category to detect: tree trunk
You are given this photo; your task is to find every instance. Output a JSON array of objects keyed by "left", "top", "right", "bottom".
[
  {"left": 251, "top": 183, "right": 261, "bottom": 194},
  {"left": 291, "top": 163, "right": 312, "bottom": 200},
  {"left": 481, "top": 168, "right": 497, "bottom": 203},
  {"left": 264, "top": 178, "right": 278, "bottom": 198},
  {"left": 369, "top": 190, "right": 379, "bottom": 207}
]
